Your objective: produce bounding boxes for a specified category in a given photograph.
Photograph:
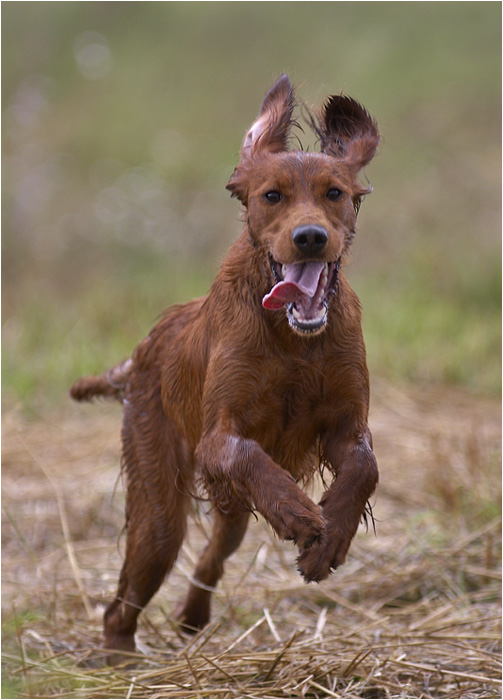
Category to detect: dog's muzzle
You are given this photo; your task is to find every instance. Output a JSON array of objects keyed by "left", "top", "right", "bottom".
[{"left": 263, "top": 256, "right": 341, "bottom": 335}]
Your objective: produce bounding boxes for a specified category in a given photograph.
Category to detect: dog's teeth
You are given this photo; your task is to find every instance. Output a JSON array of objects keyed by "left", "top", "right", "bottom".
[
  {"left": 281, "top": 265, "right": 286, "bottom": 278},
  {"left": 291, "top": 305, "right": 326, "bottom": 325},
  {"left": 321, "top": 264, "right": 328, "bottom": 287}
]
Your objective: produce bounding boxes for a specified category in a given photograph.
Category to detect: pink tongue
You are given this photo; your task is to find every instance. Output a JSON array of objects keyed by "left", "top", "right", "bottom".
[{"left": 263, "top": 262, "right": 325, "bottom": 310}]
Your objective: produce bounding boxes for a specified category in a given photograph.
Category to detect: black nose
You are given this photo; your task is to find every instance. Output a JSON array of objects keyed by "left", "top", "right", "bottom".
[{"left": 292, "top": 225, "right": 328, "bottom": 255}]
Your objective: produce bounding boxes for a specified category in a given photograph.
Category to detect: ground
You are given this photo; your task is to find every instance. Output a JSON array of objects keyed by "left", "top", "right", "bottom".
[{"left": 2, "top": 380, "right": 501, "bottom": 699}]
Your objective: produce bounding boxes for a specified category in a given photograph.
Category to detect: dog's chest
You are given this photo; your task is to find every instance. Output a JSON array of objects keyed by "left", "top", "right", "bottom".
[{"left": 232, "top": 358, "right": 334, "bottom": 474}]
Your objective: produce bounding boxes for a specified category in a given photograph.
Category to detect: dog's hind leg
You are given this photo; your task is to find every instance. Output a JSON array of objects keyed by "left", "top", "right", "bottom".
[
  {"left": 175, "top": 509, "right": 250, "bottom": 633},
  {"left": 103, "top": 398, "right": 193, "bottom": 663}
]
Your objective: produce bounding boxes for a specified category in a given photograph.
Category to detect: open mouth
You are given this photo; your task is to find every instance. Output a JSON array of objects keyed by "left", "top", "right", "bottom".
[{"left": 263, "top": 255, "right": 341, "bottom": 334}]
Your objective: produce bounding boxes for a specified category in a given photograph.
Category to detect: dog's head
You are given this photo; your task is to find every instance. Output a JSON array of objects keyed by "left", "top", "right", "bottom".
[{"left": 227, "top": 74, "right": 379, "bottom": 336}]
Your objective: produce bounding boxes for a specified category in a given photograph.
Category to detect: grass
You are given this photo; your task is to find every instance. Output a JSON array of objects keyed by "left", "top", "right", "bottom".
[
  {"left": 2, "top": 385, "right": 501, "bottom": 698},
  {"left": 2, "top": 252, "right": 500, "bottom": 411},
  {"left": 2, "top": 2, "right": 501, "bottom": 407},
  {"left": 2, "top": 255, "right": 214, "bottom": 409},
  {"left": 358, "top": 257, "right": 501, "bottom": 394}
]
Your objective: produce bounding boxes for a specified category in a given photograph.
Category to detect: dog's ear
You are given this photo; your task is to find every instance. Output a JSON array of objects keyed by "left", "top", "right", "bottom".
[
  {"left": 243, "top": 73, "right": 295, "bottom": 155},
  {"left": 318, "top": 95, "right": 379, "bottom": 171},
  {"left": 227, "top": 74, "right": 295, "bottom": 203}
]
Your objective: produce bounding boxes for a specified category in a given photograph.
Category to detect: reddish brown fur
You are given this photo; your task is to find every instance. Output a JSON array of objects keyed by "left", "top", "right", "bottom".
[{"left": 70, "top": 75, "right": 380, "bottom": 661}]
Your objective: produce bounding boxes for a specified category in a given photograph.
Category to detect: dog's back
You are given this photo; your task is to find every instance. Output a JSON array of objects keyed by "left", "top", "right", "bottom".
[{"left": 70, "top": 297, "right": 206, "bottom": 404}]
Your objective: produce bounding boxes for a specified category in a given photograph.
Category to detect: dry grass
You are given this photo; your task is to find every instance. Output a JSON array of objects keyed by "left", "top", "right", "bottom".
[{"left": 2, "top": 381, "right": 501, "bottom": 698}]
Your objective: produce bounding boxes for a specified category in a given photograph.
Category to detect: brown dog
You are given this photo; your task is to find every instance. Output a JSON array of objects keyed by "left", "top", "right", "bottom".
[{"left": 71, "top": 74, "right": 380, "bottom": 659}]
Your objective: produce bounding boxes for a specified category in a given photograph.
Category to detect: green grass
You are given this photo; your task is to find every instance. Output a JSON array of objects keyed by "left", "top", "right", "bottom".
[
  {"left": 2, "top": 253, "right": 215, "bottom": 409},
  {"left": 357, "top": 256, "right": 501, "bottom": 394},
  {"left": 3, "top": 253, "right": 499, "bottom": 410},
  {"left": 2, "top": 2, "right": 501, "bottom": 408}
]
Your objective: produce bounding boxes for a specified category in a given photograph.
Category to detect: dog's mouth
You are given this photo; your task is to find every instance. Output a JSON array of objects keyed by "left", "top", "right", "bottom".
[{"left": 263, "top": 256, "right": 341, "bottom": 334}]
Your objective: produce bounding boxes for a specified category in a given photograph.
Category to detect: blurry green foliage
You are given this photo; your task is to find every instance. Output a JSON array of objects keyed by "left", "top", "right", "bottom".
[{"left": 2, "top": 2, "right": 501, "bottom": 407}]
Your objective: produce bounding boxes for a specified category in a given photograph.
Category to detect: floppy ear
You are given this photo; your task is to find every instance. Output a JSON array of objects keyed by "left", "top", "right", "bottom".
[
  {"left": 318, "top": 95, "right": 379, "bottom": 171},
  {"left": 227, "top": 74, "right": 295, "bottom": 202},
  {"left": 242, "top": 73, "right": 295, "bottom": 155}
]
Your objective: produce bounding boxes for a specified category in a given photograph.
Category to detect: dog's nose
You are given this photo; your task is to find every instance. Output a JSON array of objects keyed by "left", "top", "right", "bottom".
[{"left": 292, "top": 225, "right": 328, "bottom": 255}]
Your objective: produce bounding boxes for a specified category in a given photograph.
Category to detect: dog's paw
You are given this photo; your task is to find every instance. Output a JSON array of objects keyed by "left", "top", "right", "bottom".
[
  {"left": 103, "top": 634, "right": 137, "bottom": 668},
  {"left": 272, "top": 497, "right": 326, "bottom": 550},
  {"left": 296, "top": 530, "right": 350, "bottom": 583},
  {"left": 174, "top": 600, "right": 210, "bottom": 635}
]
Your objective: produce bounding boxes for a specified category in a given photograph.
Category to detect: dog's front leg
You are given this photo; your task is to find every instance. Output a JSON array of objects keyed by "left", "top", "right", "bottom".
[
  {"left": 195, "top": 430, "right": 326, "bottom": 550},
  {"left": 297, "top": 429, "right": 378, "bottom": 582}
]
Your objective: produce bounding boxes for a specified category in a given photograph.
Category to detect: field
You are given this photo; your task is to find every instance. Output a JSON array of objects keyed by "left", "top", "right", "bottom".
[
  {"left": 2, "top": 383, "right": 501, "bottom": 698},
  {"left": 2, "top": 3, "right": 501, "bottom": 699}
]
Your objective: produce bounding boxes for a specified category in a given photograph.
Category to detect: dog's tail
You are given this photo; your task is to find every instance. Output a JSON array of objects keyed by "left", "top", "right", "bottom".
[{"left": 69, "top": 358, "right": 133, "bottom": 403}]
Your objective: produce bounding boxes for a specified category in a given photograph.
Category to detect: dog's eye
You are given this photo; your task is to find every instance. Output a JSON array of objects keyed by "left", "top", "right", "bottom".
[
  {"left": 327, "top": 188, "right": 343, "bottom": 201},
  {"left": 264, "top": 191, "right": 283, "bottom": 204}
]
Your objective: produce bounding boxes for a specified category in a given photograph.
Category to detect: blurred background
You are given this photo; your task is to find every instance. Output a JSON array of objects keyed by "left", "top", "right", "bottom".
[{"left": 2, "top": 1, "right": 501, "bottom": 410}]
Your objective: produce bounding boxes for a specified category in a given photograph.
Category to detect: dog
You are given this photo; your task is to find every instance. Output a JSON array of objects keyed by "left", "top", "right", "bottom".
[{"left": 70, "top": 74, "right": 380, "bottom": 660}]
